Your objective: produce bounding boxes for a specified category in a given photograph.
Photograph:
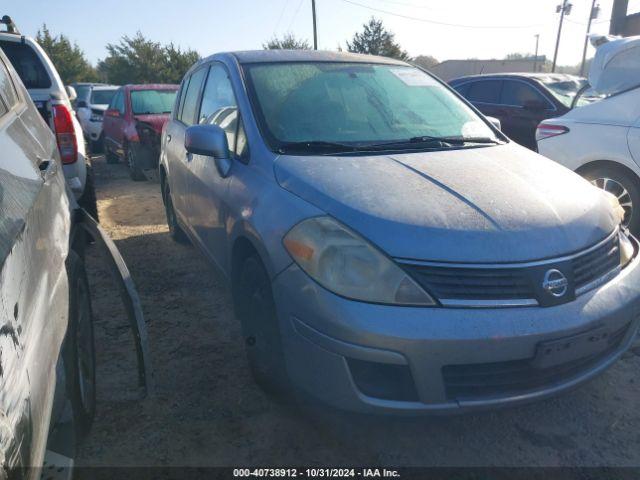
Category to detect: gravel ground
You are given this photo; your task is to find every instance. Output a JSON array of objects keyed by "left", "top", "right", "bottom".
[{"left": 76, "top": 155, "right": 640, "bottom": 468}]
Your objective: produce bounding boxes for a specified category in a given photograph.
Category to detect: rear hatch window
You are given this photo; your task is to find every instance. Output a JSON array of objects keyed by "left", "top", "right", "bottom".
[{"left": 0, "top": 41, "right": 51, "bottom": 89}]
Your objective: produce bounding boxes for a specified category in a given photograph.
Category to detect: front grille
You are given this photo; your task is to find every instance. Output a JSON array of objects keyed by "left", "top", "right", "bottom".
[
  {"left": 401, "top": 231, "right": 621, "bottom": 307},
  {"left": 572, "top": 233, "right": 620, "bottom": 291},
  {"left": 442, "top": 323, "right": 629, "bottom": 401},
  {"left": 407, "top": 266, "right": 533, "bottom": 301}
]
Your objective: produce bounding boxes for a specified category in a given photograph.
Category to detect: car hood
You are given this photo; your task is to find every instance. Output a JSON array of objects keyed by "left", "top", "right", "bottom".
[
  {"left": 274, "top": 144, "right": 618, "bottom": 263},
  {"left": 133, "top": 114, "right": 170, "bottom": 134}
]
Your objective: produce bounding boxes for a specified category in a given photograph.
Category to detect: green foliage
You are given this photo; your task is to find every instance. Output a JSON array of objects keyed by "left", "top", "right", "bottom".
[
  {"left": 97, "top": 32, "right": 201, "bottom": 84},
  {"left": 346, "top": 18, "right": 409, "bottom": 61},
  {"left": 36, "top": 24, "right": 98, "bottom": 84},
  {"left": 412, "top": 55, "right": 439, "bottom": 69},
  {"left": 263, "top": 33, "right": 310, "bottom": 50}
]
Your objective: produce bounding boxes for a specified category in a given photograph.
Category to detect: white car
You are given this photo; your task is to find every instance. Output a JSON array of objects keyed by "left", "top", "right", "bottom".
[
  {"left": 76, "top": 85, "right": 118, "bottom": 151},
  {"left": 0, "top": 16, "right": 97, "bottom": 219},
  {"left": 538, "top": 35, "right": 640, "bottom": 236}
]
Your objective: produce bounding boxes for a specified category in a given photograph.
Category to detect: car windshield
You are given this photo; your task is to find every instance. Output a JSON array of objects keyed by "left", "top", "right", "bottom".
[
  {"left": 91, "top": 89, "right": 117, "bottom": 105},
  {"left": 539, "top": 76, "right": 604, "bottom": 108},
  {"left": 243, "top": 62, "right": 499, "bottom": 153},
  {"left": 130, "top": 89, "right": 177, "bottom": 115},
  {"left": 0, "top": 41, "right": 51, "bottom": 89}
]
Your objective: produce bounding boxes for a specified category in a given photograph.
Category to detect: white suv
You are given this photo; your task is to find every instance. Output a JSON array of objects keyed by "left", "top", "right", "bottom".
[
  {"left": 76, "top": 84, "right": 118, "bottom": 152},
  {"left": 0, "top": 16, "right": 97, "bottom": 218}
]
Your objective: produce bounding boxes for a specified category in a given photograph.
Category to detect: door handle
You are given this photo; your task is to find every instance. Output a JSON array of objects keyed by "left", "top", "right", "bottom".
[{"left": 37, "top": 157, "right": 58, "bottom": 182}]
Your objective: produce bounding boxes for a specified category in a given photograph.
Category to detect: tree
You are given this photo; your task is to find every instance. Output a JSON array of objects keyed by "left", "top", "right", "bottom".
[
  {"left": 346, "top": 18, "right": 409, "bottom": 61},
  {"left": 263, "top": 33, "right": 310, "bottom": 50},
  {"left": 36, "top": 25, "right": 97, "bottom": 84},
  {"left": 97, "top": 32, "right": 201, "bottom": 84},
  {"left": 412, "top": 55, "right": 438, "bottom": 69},
  {"left": 505, "top": 52, "right": 534, "bottom": 60}
]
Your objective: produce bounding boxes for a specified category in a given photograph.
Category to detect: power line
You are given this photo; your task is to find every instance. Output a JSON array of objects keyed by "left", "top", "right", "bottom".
[
  {"left": 287, "top": 0, "right": 305, "bottom": 31},
  {"left": 339, "top": 0, "right": 546, "bottom": 29},
  {"left": 274, "top": 0, "right": 291, "bottom": 35}
]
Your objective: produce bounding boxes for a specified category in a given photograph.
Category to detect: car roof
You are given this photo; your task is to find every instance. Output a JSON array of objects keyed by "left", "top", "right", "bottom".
[
  {"left": 228, "top": 49, "right": 408, "bottom": 66},
  {"left": 91, "top": 85, "right": 118, "bottom": 91},
  {"left": 450, "top": 72, "right": 583, "bottom": 83},
  {"left": 124, "top": 84, "right": 179, "bottom": 91}
]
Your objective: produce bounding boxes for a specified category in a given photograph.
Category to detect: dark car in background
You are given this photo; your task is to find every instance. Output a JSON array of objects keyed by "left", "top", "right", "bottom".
[
  {"left": 449, "top": 73, "right": 589, "bottom": 150},
  {"left": 103, "top": 84, "right": 178, "bottom": 180}
]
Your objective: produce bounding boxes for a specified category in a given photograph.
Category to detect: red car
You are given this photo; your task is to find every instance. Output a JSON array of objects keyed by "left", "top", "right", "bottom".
[{"left": 103, "top": 84, "right": 178, "bottom": 180}]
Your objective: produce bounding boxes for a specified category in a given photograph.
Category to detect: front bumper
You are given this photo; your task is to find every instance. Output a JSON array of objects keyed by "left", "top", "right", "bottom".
[
  {"left": 272, "top": 256, "right": 640, "bottom": 414},
  {"left": 84, "top": 119, "right": 103, "bottom": 141}
]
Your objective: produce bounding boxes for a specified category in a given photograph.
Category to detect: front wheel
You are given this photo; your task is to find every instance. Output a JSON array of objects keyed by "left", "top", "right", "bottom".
[
  {"left": 581, "top": 164, "right": 640, "bottom": 236},
  {"left": 233, "top": 255, "right": 289, "bottom": 395},
  {"left": 162, "top": 181, "right": 189, "bottom": 244},
  {"left": 127, "top": 147, "right": 146, "bottom": 181},
  {"left": 63, "top": 251, "right": 96, "bottom": 439}
]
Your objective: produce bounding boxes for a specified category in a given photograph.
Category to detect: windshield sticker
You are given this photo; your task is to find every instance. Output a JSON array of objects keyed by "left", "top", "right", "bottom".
[{"left": 390, "top": 68, "right": 439, "bottom": 87}]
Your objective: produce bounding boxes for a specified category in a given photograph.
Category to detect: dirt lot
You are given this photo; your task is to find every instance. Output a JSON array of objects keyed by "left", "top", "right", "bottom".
[{"left": 77, "top": 154, "right": 640, "bottom": 468}]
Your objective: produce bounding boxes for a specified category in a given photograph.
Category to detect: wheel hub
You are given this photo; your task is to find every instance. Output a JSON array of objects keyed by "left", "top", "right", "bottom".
[{"left": 591, "top": 177, "right": 633, "bottom": 227}]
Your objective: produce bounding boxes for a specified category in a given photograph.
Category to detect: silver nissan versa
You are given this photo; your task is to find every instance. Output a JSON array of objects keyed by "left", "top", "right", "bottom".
[{"left": 160, "top": 50, "right": 640, "bottom": 414}]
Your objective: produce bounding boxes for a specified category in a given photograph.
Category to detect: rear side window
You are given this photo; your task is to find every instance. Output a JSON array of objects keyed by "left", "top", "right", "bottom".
[
  {"left": 0, "top": 41, "right": 51, "bottom": 89},
  {"left": 501, "top": 80, "right": 551, "bottom": 108},
  {"left": 0, "top": 56, "right": 18, "bottom": 109},
  {"left": 180, "top": 67, "right": 207, "bottom": 125},
  {"left": 466, "top": 80, "right": 502, "bottom": 104},
  {"left": 452, "top": 82, "right": 470, "bottom": 97}
]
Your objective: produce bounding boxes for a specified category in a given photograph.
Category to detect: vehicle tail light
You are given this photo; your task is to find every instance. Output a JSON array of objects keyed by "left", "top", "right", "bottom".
[
  {"left": 536, "top": 123, "right": 569, "bottom": 142},
  {"left": 52, "top": 104, "right": 77, "bottom": 164}
]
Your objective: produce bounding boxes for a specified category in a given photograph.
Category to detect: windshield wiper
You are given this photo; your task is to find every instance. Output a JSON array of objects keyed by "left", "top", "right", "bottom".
[
  {"left": 277, "top": 141, "right": 358, "bottom": 154},
  {"left": 364, "top": 135, "right": 501, "bottom": 150}
]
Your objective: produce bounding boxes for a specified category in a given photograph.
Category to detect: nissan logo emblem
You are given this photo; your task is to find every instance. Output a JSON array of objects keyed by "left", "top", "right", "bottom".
[{"left": 542, "top": 269, "right": 569, "bottom": 297}]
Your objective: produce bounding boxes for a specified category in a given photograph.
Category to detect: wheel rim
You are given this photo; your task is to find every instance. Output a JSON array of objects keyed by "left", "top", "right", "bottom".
[
  {"left": 591, "top": 177, "right": 633, "bottom": 227},
  {"left": 76, "top": 279, "right": 95, "bottom": 413}
]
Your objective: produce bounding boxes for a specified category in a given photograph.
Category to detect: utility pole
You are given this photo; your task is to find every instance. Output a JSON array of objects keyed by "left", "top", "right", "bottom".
[
  {"left": 552, "top": 0, "right": 572, "bottom": 72},
  {"left": 580, "top": 0, "right": 599, "bottom": 76},
  {"left": 533, "top": 34, "right": 540, "bottom": 72},
  {"left": 311, "top": 0, "right": 318, "bottom": 50}
]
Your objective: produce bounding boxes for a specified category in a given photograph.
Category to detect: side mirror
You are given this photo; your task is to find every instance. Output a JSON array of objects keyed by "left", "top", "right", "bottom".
[
  {"left": 66, "top": 85, "right": 77, "bottom": 102},
  {"left": 77, "top": 100, "right": 88, "bottom": 109},
  {"left": 185, "top": 124, "right": 232, "bottom": 177},
  {"left": 486, "top": 116, "right": 501, "bottom": 131},
  {"left": 105, "top": 108, "right": 120, "bottom": 117}
]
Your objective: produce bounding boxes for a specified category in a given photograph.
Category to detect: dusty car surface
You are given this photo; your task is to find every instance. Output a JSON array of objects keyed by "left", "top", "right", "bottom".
[
  {"left": 103, "top": 84, "right": 178, "bottom": 181},
  {"left": 0, "top": 46, "right": 96, "bottom": 476},
  {"left": 160, "top": 50, "right": 640, "bottom": 414}
]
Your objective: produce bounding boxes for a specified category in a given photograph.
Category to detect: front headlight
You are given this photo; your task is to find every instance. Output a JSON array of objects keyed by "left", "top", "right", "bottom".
[
  {"left": 619, "top": 230, "right": 635, "bottom": 268},
  {"left": 283, "top": 216, "right": 436, "bottom": 306}
]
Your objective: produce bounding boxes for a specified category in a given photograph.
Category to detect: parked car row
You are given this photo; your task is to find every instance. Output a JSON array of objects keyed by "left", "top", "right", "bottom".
[{"left": 159, "top": 49, "right": 639, "bottom": 414}]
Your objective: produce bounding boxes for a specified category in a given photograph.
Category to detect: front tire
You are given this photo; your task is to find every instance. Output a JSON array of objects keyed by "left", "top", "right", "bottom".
[
  {"left": 127, "top": 146, "right": 146, "bottom": 181},
  {"left": 233, "top": 255, "right": 289, "bottom": 395},
  {"left": 162, "top": 181, "right": 189, "bottom": 244},
  {"left": 581, "top": 164, "right": 640, "bottom": 236},
  {"left": 63, "top": 251, "right": 97, "bottom": 439}
]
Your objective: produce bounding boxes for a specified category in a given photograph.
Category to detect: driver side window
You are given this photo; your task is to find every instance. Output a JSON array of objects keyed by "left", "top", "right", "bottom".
[{"left": 198, "top": 64, "right": 247, "bottom": 160}]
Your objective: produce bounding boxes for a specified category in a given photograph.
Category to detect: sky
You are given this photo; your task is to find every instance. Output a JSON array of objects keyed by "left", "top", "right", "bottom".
[{"left": 7, "top": 0, "right": 637, "bottom": 67}]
